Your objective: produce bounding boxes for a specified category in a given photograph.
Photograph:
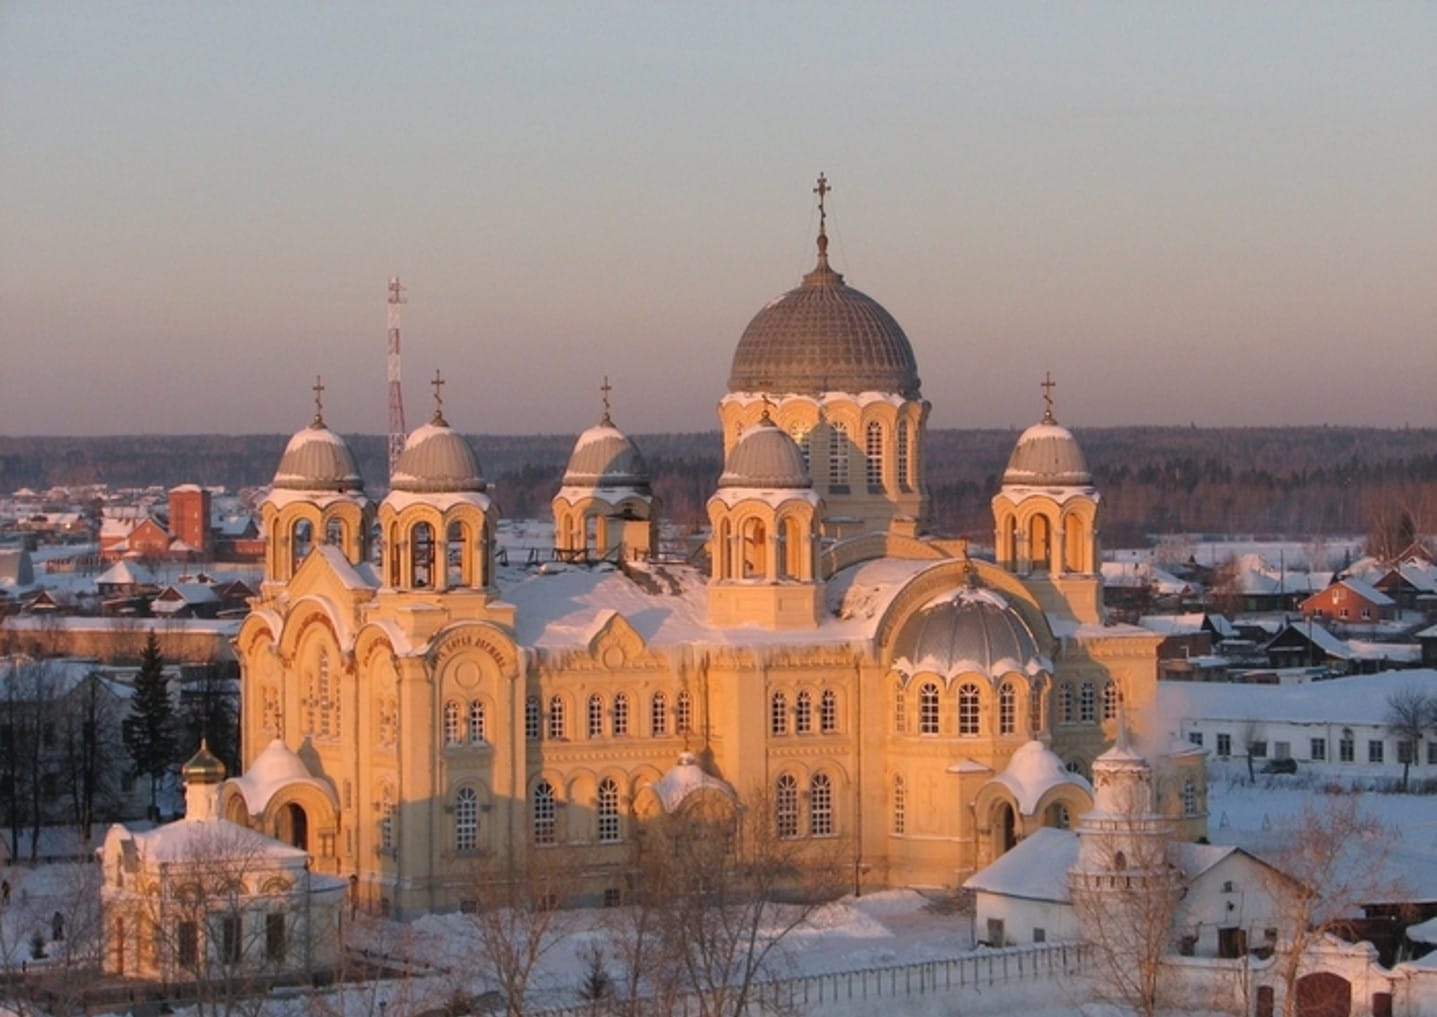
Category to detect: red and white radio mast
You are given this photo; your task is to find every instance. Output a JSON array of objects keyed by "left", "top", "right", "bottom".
[{"left": 386, "top": 276, "right": 407, "bottom": 475}]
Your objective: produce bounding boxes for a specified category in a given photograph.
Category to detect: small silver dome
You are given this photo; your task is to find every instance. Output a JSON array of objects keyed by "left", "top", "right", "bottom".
[
  {"left": 390, "top": 420, "right": 486, "bottom": 493},
  {"left": 1003, "top": 415, "right": 1092, "bottom": 487},
  {"left": 719, "top": 418, "right": 811, "bottom": 489},
  {"left": 563, "top": 424, "right": 651, "bottom": 489},
  {"left": 273, "top": 423, "right": 365, "bottom": 493},
  {"left": 892, "top": 586, "right": 1048, "bottom": 680}
]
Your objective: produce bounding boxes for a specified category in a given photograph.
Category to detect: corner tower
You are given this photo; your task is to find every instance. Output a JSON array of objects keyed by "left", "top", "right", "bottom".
[
  {"left": 721, "top": 175, "right": 930, "bottom": 539},
  {"left": 992, "top": 378, "right": 1102, "bottom": 624}
]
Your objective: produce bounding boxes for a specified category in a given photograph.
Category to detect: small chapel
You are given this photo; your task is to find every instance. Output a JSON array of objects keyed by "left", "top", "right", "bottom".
[{"left": 222, "top": 178, "right": 1205, "bottom": 918}]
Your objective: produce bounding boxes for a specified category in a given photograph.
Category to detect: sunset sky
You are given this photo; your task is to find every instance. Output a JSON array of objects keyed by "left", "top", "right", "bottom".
[{"left": 2, "top": 3, "right": 1433, "bottom": 436}]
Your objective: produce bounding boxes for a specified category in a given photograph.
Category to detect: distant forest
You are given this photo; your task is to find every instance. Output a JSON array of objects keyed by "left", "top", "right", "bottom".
[{"left": 3, "top": 427, "right": 1436, "bottom": 548}]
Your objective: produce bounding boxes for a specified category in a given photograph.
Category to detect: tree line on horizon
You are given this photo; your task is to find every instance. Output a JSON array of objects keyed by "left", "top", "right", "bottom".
[{"left": 2, "top": 426, "right": 1435, "bottom": 547}]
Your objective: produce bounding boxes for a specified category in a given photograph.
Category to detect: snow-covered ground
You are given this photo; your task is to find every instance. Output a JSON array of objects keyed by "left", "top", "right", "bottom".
[{"left": 5, "top": 774, "right": 1435, "bottom": 1017}]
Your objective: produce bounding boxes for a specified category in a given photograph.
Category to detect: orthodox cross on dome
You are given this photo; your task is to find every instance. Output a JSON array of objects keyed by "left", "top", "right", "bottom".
[
  {"left": 600, "top": 375, "right": 613, "bottom": 426},
  {"left": 1040, "top": 371, "right": 1057, "bottom": 424},
  {"left": 311, "top": 375, "right": 326, "bottom": 427},
  {"left": 813, "top": 172, "right": 832, "bottom": 257},
  {"left": 431, "top": 369, "right": 447, "bottom": 425}
]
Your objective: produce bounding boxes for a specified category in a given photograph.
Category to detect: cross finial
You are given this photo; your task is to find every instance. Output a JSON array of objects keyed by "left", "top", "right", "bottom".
[
  {"left": 1040, "top": 372, "right": 1056, "bottom": 423},
  {"left": 600, "top": 376, "right": 613, "bottom": 425},
  {"left": 430, "top": 369, "right": 447, "bottom": 425},
  {"left": 311, "top": 375, "right": 325, "bottom": 426},
  {"left": 760, "top": 393, "right": 774, "bottom": 423},
  {"left": 814, "top": 173, "right": 831, "bottom": 232}
]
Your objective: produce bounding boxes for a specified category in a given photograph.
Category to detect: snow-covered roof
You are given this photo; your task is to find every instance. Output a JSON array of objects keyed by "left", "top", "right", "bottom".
[
  {"left": 986, "top": 740, "right": 1092, "bottom": 815},
  {"left": 109, "top": 816, "right": 308, "bottom": 864},
  {"left": 228, "top": 739, "right": 335, "bottom": 816},
  {"left": 97, "top": 559, "right": 158, "bottom": 586},
  {"left": 1407, "top": 915, "right": 1437, "bottom": 944},
  {"left": 1161, "top": 668, "right": 1437, "bottom": 727},
  {"left": 963, "top": 826, "right": 1076, "bottom": 903},
  {"left": 647, "top": 752, "right": 736, "bottom": 813}
]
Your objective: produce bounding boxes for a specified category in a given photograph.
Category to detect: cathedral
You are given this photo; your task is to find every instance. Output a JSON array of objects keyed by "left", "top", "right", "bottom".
[{"left": 225, "top": 181, "right": 1205, "bottom": 917}]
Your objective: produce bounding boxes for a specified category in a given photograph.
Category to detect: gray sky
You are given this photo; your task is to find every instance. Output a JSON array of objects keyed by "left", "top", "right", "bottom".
[{"left": 2, "top": 3, "right": 1433, "bottom": 436}]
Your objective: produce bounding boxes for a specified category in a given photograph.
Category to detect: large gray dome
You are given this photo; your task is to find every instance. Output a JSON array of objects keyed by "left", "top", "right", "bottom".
[
  {"left": 390, "top": 420, "right": 486, "bottom": 494},
  {"left": 273, "top": 422, "right": 364, "bottom": 493},
  {"left": 563, "top": 423, "right": 651, "bottom": 489},
  {"left": 728, "top": 242, "right": 920, "bottom": 398},
  {"left": 719, "top": 418, "right": 811, "bottom": 489},
  {"left": 892, "top": 587, "right": 1048, "bottom": 680},
  {"left": 1003, "top": 416, "right": 1092, "bottom": 487}
]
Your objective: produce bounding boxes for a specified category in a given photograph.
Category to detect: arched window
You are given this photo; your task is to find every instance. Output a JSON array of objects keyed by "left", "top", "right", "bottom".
[
  {"left": 1064, "top": 513, "right": 1086, "bottom": 572},
  {"left": 894, "top": 686, "right": 906, "bottom": 733},
  {"left": 892, "top": 775, "right": 906, "bottom": 834},
  {"left": 291, "top": 519, "right": 313, "bottom": 573},
  {"left": 828, "top": 422, "right": 850, "bottom": 487},
  {"left": 455, "top": 787, "right": 479, "bottom": 852},
  {"left": 789, "top": 423, "right": 811, "bottom": 474},
  {"left": 1080, "top": 682, "right": 1096, "bottom": 724},
  {"left": 820, "top": 689, "right": 838, "bottom": 734},
  {"left": 411, "top": 521, "right": 434, "bottom": 588},
  {"left": 1182, "top": 779, "right": 1199, "bottom": 817},
  {"left": 379, "top": 787, "right": 395, "bottom": 853},
  {"left": 999, "top": 683, "right": 1016, "bottom": 736},
  {"left": 1058, "top": 684, "right": 1073, "bottom": 725},
  {"left": 613, "top": 693, "right": 630, "bottom": 737},
  {"left": 1003, "top": 516, "right": 1019, "bottom": 569},
  {"left": 525, "top": 696, "right": 541, "bottom": 741},
  {"left": 1029, "top": 515, "right": 1051, "bottom": 573},
  {"left": 650, "top": 692, "right": 668, "bottom": 737},
  {"left": 1047, "top": 802, "right": 1070, "bottom": 829},
  {"left": 548, "top": 696, "right": 566, "bottom": 740},
  {"left": 919, "top": 682, "right": 940, "bottom": 735},
  {"left": 771, "top": 692, "right": 788, "bottom": 736},
  {"left": 775, "top": 774, "right": 799, "bottom": 839},
  {"left": 587, "top": 694, "right": 604, "bottom": 739},
  {"left": 324, "top": 516, "right": 344, "bottom": 547},
  {"left": 741, "top": 517, "right": 767, "bottom": 579},
  {"left": 676, "top": 690, "right": 693, "bottom": 733},
  {"left": 795, "top": 691, "right": 813, "bottom": 734},
  {"left": 865, "top": 421, "right": 884, "bottom": 489},
  {"left": 446, "top": 521, "right": 467, "bottom": 588},
  {"left": 532, "top": 781, "right": 556, "bottom": 846},
  {"left": 958, "top": 683, "right": 981, "bottom": 736},
  {"left": 810, "top": 773, "right": 833, "bottom": 836},
  {"left": 897, "top": 422, "right": 910, "bottom": 489},
  {"left": 468, "top": 700, "right": 486, "bottom": 745},
  {"left": 1030, "top": 685, "right": 1045, "bottom": 734},
  {"left": 597, "top": 777, "right": 620, "bottom": 844},
  {"left": 1102, "top": 682, "right": 1118, "bottom": 721},
  {"left": 442, "top": 700, "right": 461, "bottom": 746}
]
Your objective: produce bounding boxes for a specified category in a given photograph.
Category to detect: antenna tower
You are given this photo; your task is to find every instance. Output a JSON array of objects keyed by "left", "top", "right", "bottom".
[{"left": 386, "top": 276, "right": 407, "bottom": 474}]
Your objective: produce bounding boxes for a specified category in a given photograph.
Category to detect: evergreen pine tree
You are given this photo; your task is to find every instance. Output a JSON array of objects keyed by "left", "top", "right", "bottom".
[{"left": 123, "top": 631, "right": 175, "bottom": 815}]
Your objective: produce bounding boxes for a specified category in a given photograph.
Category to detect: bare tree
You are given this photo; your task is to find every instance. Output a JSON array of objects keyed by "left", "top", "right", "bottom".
[
  {"left": 1237, "top": 718, "right": 1264, "bottom": 785},
  {"left": 58, "top": 670, "right": 124, "bottom": 841},
  {"left": 1069, "top": 825, "right": 1183, "bottom": 1017},
  {"left": 627, "top": 787, "right": 847, "bottom": 1017},
  {"left": 1384, "top": 685, "right": 1437, "bottom": 793},
  {"left": 1261, "top": 796, "right": 1404, "bottom": 1017},
  {"left": 453, "top": 848, "right": 579, "bottom": 1017}
]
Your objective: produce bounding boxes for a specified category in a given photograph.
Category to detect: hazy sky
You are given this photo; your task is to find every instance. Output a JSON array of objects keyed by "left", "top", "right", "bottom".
[{"left": 2, "top": 3, "right": 1433, "bottom": 437}]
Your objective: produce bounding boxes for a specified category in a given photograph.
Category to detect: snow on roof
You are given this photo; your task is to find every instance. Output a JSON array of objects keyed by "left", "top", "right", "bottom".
[
  {"left": 1140, "top": 613, "right": 1207, "bottom": 636},
  {"left": 503, "top": 555, "right": 934, "bottom": 651},
  {"left": 382, "top": 489, "right": 492, "bottom": 513},
  {"left": 1161, "top": 668, "right": 1437, "bottom": 727},
  {"left": 648, "top": 752, "right": 736, "bottom": 813},
  {"left": 97, "top": 559, "right": 158, "bottom": 586},
  {"left": 988, "top": 740, "right": 1092, "bottom": 815},
  {"left": 963, "top": 827, "right": 1076, "bottom": 903},
  {"left": 314, "top": 543, "right": 382, "bottom": 591},
  {"left": 111, "top": 816, "right": 308, "bottom": 864},
  {"left": 1407, "top": 915, "right": 1437, "bottom": 944},
  {"left": 228, "top": 739, "right": 335, "bottom": 816},
  {"left": 1346, "top": 640, "right": 1420, "bottom": 663}
]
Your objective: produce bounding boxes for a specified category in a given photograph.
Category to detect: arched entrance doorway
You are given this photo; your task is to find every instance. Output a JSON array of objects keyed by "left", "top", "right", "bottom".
[
  {"left": 993, "top": 801, "right": 1017, "bottom": 856},
  {"left": 1295, "top": 972, "right": 1351, "bottom": 1017},
  {"left": 277, "top": 802, "right": 309, "bottom": 851}
]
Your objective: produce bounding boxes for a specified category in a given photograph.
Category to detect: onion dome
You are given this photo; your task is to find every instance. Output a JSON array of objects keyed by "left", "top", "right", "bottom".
[
  {"left": 892, "top": 585, "right": 1049, "bottom": 680},
  {"left": 181, "top": 739, "right": 227, "bottom": 785},
  {"left": 390, "top": 411, "right": 486, "bottom": 494},
  {"left": 728, "top": 200, "right": 920, "bottom": 398},
  {"left": 1002, "top": 409, "right": 1092, "bottom": 487},
  {"left": 563, "top": 423, "right": 651, "bottom": 490},
  {"left": 273, "top": 421, "right": 365, "bottom": 493},
  {"left": 718, "top": 416, "right": 811, "bottom": 489}
]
